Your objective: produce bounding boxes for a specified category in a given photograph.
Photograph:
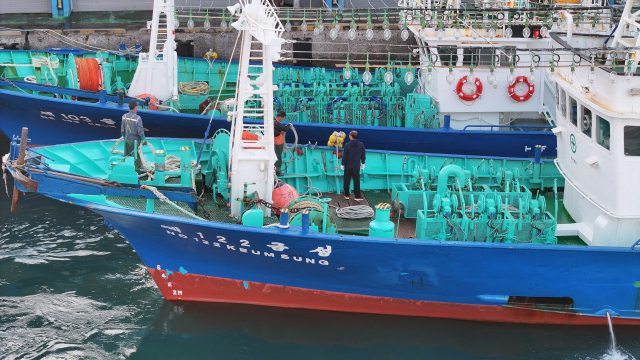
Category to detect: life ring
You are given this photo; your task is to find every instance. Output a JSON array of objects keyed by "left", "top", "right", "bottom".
[
  {"left": 456, "top": 76, "right": 483, "bottom": 102},
  {"left": 137, "top": 93, "right": 158, "bottom": 110},
  {"left": 508, "top": 76, "right": 535, "bottom": 102}
]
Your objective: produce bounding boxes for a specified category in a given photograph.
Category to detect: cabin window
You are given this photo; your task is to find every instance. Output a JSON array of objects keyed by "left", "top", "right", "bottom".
[
  {"left": 463, "top": 47, "right": 494, "bottom": 66},
  {"left": 569, "top": 97, "right": 578, "bottom": 127},
  {"left": 438, "top": 46, "right": 458, "bottom": 67},
  {"left": 581, "top": 106, "right": 592, "bottom": 138},
  {"left": 624, "top": 126, "right": 640, "bottom": 156},
  {"left": 596, "top": 116, "right": 610, "bottom": 150},
  {"left": 559, "top": 88, "right": 566, "bottom": 117},
  {"left": 499, "top": 46, "right": 517, "bottom": 66}
]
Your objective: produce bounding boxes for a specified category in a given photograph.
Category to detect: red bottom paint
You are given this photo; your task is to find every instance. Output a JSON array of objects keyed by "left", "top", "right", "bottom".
[{"left": 148, "top": 268, "right": 640, "bottom": 325}]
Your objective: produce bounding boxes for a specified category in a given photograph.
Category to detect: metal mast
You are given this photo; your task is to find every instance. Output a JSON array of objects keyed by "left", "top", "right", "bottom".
[{"left": 227, "top": 0, "right": 285, "bottom": 217}]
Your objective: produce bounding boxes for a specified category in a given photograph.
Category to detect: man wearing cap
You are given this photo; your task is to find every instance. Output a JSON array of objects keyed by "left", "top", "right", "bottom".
[{"left": 121, "top": 100, "right": 146, "bottom": 173}]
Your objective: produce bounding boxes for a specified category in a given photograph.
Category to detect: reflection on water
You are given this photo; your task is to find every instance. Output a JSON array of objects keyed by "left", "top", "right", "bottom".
[{"left": 1, "top": 132, "right": 640, "bottom": 359}]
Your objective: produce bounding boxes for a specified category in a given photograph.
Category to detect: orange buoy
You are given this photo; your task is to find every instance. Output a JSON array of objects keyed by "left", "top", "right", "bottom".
[{"left": 272, "top": 182, "right": 298, "bottom": 215}]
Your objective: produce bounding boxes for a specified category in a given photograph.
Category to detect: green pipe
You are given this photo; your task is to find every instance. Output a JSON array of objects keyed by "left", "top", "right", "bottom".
[
  {"left": 322, "top": 202, "right": 328, "bottom": 233},
  {"left": 457, "top": 179, "right": 466, "bottom": 220},
  {"left": 554, "top": 178, "right": 558, "bottom": 221},
  {"left": 468, "top": 178, "right": 474, "bottom": 219},
  {"left": 437, "top": 165, "right": 466, "bottom": 196}
]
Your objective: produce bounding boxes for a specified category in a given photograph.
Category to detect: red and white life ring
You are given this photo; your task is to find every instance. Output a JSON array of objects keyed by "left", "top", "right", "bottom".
[
  {"left": 456, "top": 76, "right": 483, "bottom": 101},
  {"left": 508, "top": 76, "right": 535, "bottom": 102}
]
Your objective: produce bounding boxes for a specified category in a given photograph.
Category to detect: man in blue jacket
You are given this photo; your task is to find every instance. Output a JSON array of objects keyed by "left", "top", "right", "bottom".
[
  {"left": 341, "top": 130, "right": 366, "bottom": 201},
  {"left": 121, "top": 101, "right": 146, "bottom": 173}
]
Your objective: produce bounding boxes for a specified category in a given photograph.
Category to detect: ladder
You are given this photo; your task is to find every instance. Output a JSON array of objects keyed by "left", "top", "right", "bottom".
[{"left": 227, "top": 0, "right": 285, "bottom": 217}]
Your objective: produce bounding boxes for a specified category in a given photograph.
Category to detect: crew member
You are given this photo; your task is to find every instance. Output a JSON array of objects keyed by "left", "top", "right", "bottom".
[
  {"left": 341, "top": 130, "right": 366, "bottom": 201},
  {"left": 274, "top": 110, "right": 291, "bottom": 176},
  {"left": 121, "top": 101, "right": 146, "bottom": 173}
]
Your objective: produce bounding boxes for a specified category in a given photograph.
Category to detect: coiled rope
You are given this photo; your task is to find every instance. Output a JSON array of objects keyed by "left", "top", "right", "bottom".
[
  {"left": 1, "top": 56, "right": 60, "bottom": 86},
  {"left": 336, "top": 205, "right": 374, "bottom": 219},
  {"left": 179, "top": 81, "right": 210, "bottom": 96}
]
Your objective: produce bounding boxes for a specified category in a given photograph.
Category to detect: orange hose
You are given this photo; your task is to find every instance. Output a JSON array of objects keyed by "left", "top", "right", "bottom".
[{"left": 74, "top": 57, "right": 102, "bottom": 92}]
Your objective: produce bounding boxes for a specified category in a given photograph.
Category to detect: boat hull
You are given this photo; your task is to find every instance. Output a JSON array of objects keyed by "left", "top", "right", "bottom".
[
  {"left": 48, "top": 196, "right": 640, "bottom": 325},
  {"left": 0, "top": 88, "right": 557, "bottom": 158}
]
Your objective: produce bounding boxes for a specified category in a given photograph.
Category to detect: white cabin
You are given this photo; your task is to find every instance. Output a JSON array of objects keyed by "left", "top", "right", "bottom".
[{"left": 551, "top": 6, "right": 640, "bottom": 246}]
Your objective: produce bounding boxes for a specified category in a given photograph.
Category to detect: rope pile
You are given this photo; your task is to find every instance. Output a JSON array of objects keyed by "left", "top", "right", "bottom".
[
  {"left": 336, "top": 205, "right": 374, "bottom": 219},
  {"left": 179, "top": 81, "right": 210, "bottom": 96},
  {"left": 74, "top": 57, "right": 102, "bottom": 92},
  {"left": 0, "top": 56, "right": 60, "bottom": 86}
]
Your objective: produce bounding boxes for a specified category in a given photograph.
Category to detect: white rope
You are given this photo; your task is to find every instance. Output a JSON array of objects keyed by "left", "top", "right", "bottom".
[
  {"left": 110, "top": 137, "right": 124, "bottom": 154},
  {"left": 1, "top": 56, "right": 59, "bottom": 86},
  {"left": 264, "top": 223, "right": 290, "bottom": 228},
  {"left": 336, "top": 205, "right": 375, "bottom": 219},
  {"left": 141, "top": 185, "right": 203, "bottom": 220}
]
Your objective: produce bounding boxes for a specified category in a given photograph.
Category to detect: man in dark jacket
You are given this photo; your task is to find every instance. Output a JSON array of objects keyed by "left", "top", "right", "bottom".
[
  {"left": 121, "top": 101, "right": 146, "bottom": 173},
  {"left": 273, "top": 110, "right": 291, "bottom": 176},
  {"left": 341, "top": 130, "right": 366, "bottom": 201}
]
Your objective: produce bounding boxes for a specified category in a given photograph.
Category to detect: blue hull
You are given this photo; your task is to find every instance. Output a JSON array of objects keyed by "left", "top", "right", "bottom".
[
  {"left": 39, "top": 193, "right": 640, "bottom": 324},
  {"left": 0, "top": 88, "right": 557, "bottom": 158}
]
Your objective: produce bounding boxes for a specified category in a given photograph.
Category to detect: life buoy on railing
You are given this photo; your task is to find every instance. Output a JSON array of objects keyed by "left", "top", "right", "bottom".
[
  {"left": 137, "top": 94, "right": 158, "bottom": 110},
  {"left": 456, "top": 76, "right": 483, "bottom": 102},
  {"left": 508, "top": 76, "right": 535, "bottom": 102}
]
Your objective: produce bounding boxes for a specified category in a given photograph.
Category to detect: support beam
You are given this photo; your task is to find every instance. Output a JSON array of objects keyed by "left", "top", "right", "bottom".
[{"left": 51, "top": 0, "right": 71, "bottom": 17}]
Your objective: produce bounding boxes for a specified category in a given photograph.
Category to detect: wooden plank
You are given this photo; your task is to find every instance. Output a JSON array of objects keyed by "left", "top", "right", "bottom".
[
  {"left": 325, "top": 191, "right": 371, "bottom": 209},
  {"left": 324, "top": 191, "right": 373, "bottom": 235},
  {"left": 396, "top": 219, "right": 417, "bottom": 239}
]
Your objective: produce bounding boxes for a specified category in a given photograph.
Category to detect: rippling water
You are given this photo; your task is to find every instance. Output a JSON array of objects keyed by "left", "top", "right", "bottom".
[{"left": 2, "top": 134, "right": 640, "bottom": 359}]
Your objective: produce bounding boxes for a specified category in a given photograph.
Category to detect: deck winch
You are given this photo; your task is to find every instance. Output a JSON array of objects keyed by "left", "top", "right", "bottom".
[
  {"left": 407, "top": 163, "right": 556, "bottom": 244},
  {"left": 269, "top": 67, "right": 437, "bottom": 128}
]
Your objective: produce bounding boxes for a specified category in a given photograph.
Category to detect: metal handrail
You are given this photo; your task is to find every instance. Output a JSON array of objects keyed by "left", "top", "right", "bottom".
[{"left": 462, "top": 125, "right": 554, "bottom": 132}]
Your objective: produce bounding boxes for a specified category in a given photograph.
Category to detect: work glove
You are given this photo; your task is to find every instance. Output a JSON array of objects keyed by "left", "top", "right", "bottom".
[
  {"left": 121, "top": 133, "right": 125, "bottom": 139},
  {"left": 361, "top": 164, "right": 365, "bottom": 170},
  {"left": 340, "top": 165, "right": 344, "bottom": 171},
  {"left": 141, "top": 135, "right": 147, "bottom": 143},
  {"left": 286, "top": 123, "right": 292, "bottom": 130}
]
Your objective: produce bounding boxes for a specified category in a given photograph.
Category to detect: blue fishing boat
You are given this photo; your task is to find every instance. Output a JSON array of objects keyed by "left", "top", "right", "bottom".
[
  {"left": 0, "top": 0, "right": 560, "bottom": 158},
  {"left": 5, "top": 0, "right": 640, "bottom": 325}
]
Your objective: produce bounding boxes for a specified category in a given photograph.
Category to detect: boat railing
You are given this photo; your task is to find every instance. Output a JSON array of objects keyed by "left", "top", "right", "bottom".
[{"left": 462, "top": 125, "right": 554, "bottom": 132}]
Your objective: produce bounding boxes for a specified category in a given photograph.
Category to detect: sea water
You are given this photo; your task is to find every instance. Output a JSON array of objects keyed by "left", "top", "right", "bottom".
[{"left": 2, "top": 134, "right": 640, "bottom": 360}]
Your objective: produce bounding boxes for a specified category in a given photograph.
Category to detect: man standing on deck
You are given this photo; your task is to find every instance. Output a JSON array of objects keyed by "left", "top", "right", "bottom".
[
  {"left": 341, "top": 130, "right": 366, "bottom": 201},
  {"left": 274, "top": 110, "right": 291, "bottom": 177},
  {"left": 121, "top": 101, "right": 146, "bottom": 174}
]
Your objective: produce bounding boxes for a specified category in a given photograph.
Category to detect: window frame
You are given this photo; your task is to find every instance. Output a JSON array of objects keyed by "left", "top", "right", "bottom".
[
  {"left": 568, "top": 96, "right": 578, "bottom": 127},
  {"left": 580, "top": 104, "right": 592, "bottom": 138},
  {"left": 623, "top": 125, "right": 640, "bottom": 156},
  {"left": 559, "top": 88, "right": 566, "bottom": 119},
  {"left": 596, "top": 115, "right": 611, "bottom": 152}
]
